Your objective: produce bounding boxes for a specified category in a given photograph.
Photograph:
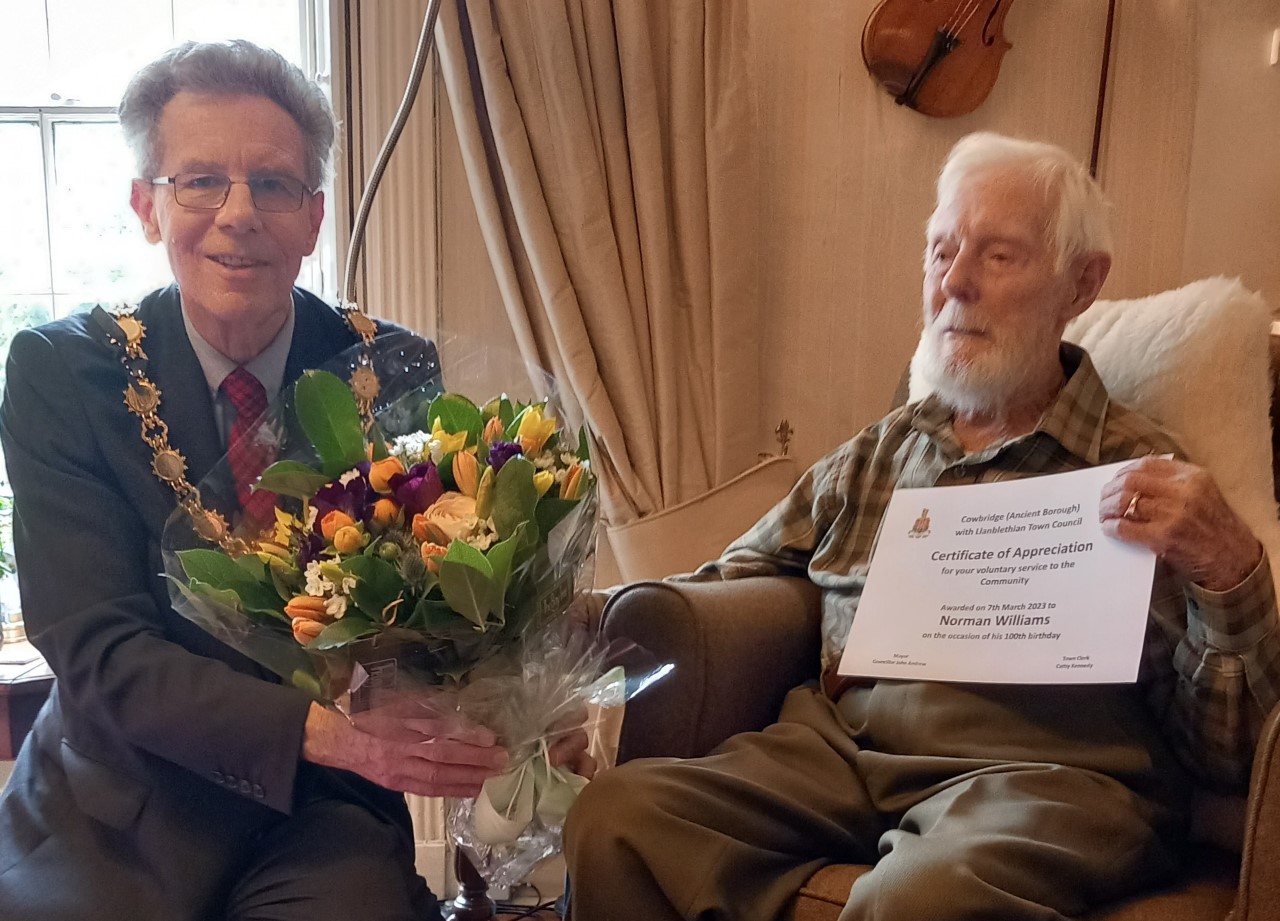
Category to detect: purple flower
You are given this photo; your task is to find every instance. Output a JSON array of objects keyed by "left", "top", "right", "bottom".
[
  {"left": 312, "top": 465, "right": 373, "bottom": 527},
  {"left": 296, "top": 530, "right": 326, "bottom": 568},
  {"left": 388, "top": 462, "right": 443, "bottom": 517},
  {"left": 488, "top": 441, "right": 524, "bottom": 473}
]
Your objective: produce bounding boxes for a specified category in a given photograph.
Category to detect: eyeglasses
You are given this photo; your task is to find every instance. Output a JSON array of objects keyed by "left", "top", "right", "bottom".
[{"left": 150, "top": 173, "right": 312, "bottom": 213}]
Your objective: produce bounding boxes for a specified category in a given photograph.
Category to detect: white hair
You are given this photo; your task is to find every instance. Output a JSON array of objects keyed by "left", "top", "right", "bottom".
[{"left": 931, "top": 132, "right": 1112, "bottom": 271}]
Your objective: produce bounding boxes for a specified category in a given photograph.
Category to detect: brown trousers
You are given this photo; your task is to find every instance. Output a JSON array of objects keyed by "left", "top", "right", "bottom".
[{"left": 564, "top": 682, "right": 1190, "bottom": 921}]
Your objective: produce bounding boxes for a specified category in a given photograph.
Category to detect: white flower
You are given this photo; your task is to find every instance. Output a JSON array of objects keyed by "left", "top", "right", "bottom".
[
  {"left": 325, "top": 595, "right": 349, "bottom": 619},
  {"left": 304, "top": 560, "right": 334, "bottom": 596},
  {"left": 390, "top": 432, "right": 431, "bottom": 466}
]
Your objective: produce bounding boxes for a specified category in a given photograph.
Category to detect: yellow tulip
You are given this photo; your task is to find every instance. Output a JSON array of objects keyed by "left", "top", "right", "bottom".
[
  {"left": 533, "top": 470, "right": 555, "bottom": 497},
  {"left": 453, "top": 451, "right": 480, "bottom": 498},
  {"left": 368, "top": 456, "right": 406, "bottom": 494},
  {"left": 562, "top": 462, "right": 586, "bottom": 500},
  {"left": 475, "top": 467, "right": 495, "bottom": 520},
  {"left": 516, "top": 406, "right": 557, "bottom": 456},
  {"left": 431, "top": 418, "right": 468, "bottom": 457}
]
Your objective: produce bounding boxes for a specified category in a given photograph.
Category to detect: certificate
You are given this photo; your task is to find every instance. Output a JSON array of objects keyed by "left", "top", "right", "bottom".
[{"left": 837, "top": 460, "right": 1158, "bottom": 684}]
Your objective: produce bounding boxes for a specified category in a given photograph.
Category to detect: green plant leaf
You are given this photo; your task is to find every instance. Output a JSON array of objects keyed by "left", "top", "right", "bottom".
[
  {"left": 179, "top": 548, "right": 254, "bottom": 589},
  {"left": 577, "top": 427, "right": 591, "bottom": 462},
  {"left": 188, "top": 579, "right": 244, "bottom": 612},
  {"left": 491, "top": 456, "right": 538, "bottom": 539},
  {"left": 438, "top": 540, "right": 496, "bottom": 629},
  {"left": 309, "top": 615, "right": 381, "bottom": 650},
  {"left": 534, "top": 497, "right": 578, "bottom": 540},
  {"left": 427, "top": 393, "right": 483, "bottom": 446},
  {"left": 256, "top": 460, "right": 331, "bottom": 499},
  {"left": 295, "top": 370, "right": 367, "bottom": 477},
  {"left": 484, "top": 526, "right": 523, "bottom": 619},
  {"left": 340, "top": 554, "right": 405, "bottom": 621},
  {"left": 235, "top": 554, "right": 268, "bottom": 581},
  {"left": 406, "top": 596, "right": 472, "bottom": 633}
]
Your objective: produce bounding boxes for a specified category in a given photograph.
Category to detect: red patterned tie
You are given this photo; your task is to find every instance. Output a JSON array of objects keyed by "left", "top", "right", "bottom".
[{"left": 220, "top": 367, "right": 278, "bottom": 529}]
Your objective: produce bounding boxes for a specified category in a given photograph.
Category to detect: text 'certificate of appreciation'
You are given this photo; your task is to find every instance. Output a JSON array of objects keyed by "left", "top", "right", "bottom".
[{"left": 838, "top": 460, "right": 1158, "bottom": 685}]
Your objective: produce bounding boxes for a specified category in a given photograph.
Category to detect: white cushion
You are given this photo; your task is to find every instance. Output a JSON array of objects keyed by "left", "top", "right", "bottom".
[{"left": 909, "top": 276, "right": 1280, "bottom": 589}]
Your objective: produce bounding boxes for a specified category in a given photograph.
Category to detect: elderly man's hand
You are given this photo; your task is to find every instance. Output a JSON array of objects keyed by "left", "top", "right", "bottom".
[
  {"left": 545, "top": 705, "right": 598, "bottom": 780},
  {"left": 1100, "top": 456, "right": 1262, "bottom": 592}
]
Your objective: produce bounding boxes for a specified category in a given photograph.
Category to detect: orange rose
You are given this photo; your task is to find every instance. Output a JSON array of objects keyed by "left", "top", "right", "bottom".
[
  {"left": 368, "top": 456, "right": 406, "bottom": 494},
  {"left": 320, "top": 509, "right": 356, "bottom": 542},
  {"left": 333, "top": 525, "right": 365, "bottom": 555},
  {"left": 412, "top": 492, "right": 477, "bottom": 544},
  {"left": 371, "top": 497, "right": 401, "bottom": 529}
]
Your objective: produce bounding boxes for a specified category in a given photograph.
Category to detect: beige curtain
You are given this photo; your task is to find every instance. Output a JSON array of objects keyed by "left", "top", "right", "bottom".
[{"left": 435, "top": 0, "right": 760, "bottom": 527}]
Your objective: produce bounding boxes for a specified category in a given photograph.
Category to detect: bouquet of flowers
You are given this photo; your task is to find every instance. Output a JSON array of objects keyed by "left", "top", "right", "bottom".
[{"left": 162, "top": 332, "right": 651, "bottom": 887}]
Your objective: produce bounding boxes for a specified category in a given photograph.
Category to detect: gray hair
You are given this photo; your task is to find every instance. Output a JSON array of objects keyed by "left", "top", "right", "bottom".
[
  {"left": 118, "top": 40, "right": 337, "bottom": 189},
  {"left": 931, "top": 132, "right": 1113, "bottom": 272}
]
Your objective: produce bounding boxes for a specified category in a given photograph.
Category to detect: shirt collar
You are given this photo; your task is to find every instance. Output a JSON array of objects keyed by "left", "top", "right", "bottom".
[
  {"left": 910, "top": 342, "right": 1110, "bottom": 465},
  {"left": 181, "top": 293, "right": 296, "bottom": 401}
]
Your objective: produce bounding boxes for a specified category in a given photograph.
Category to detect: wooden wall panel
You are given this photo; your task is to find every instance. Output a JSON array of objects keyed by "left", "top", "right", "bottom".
[{"left": 749, "top": 0, "right": 1111, "bottom": 467}]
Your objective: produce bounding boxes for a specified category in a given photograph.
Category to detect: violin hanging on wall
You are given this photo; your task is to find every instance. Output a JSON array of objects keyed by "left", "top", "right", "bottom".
[{"left": 861, "top": 0, "right": 1017, "bottom": 118}]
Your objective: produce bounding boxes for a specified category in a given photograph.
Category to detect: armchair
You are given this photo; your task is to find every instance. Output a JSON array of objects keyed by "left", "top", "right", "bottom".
[
  {"left": 594, "top": 276, "right": 1280, "bottom": 920},
  {"left": 601, "top": 576, "right": 1276, "bottom": 921}
]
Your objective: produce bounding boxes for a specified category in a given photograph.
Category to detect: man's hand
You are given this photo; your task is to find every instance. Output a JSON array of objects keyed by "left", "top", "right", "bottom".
[
  {"left": 545, "top": 705, "right": 598, "bottom": 780},
  {"left": 302, "top": 700, "right": 508, "bottom": 798},
  {"left": 1100, "top": 456, "right": 1262, "bottom": 592}
]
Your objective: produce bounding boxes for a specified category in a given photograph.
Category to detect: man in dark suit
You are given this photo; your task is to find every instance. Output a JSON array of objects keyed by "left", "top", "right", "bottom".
[{"left": 0, "top": 40, "right": 508, "bottom": 920}]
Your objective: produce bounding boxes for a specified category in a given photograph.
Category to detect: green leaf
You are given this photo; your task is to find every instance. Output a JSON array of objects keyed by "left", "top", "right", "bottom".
[
  {"left": 236, "top": 581, "right": 292, "bottom": 619},
  {"left": 490, "top": 456, "right": 539, "bottom": 539},
  {"left": 235, "top": 554, "right": 268, "bottom": 581},
  {"left": 406, "top": 596, "right": 472, "bottom": 633},
  {"left": 257, "top": 460, "right": 331, "bottom": 499},
  {"left": 438, "top": 541, "right": 496, "bottom": 629},
  {"left": 427, "top": 393, "right": 483, "bottom": 446},
  {"left": 295, "top": 370, "right": 367, "bottom": 477},
  {"left": 535, "top": 497, "right": 579, "bottom": 540},
  {"left": 340, "top": 554, "right": 405, "bottom": 621},
  {"left": 368, "top": 425, "right": 390, "bottom": 461},
  {"left": 268, "top": 558, "right": 302, "bottom": 602},
  {"left": 577, "top": 427, "right": 591, "bottom": 462},
  {"left": 309, "top": 615, "right": 381, "bottom": 650},
  {"left": 179, "top": 548, "right": 253, "bottom": 589},
  {"left": 188, "top": 579, "right": 244, "bottom": 612},
  {"left": 484, "top": 526, "right": 523, "bottom": 619}
]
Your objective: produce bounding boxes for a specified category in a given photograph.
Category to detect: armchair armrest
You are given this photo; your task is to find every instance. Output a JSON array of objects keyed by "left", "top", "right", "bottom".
[
  {"left": 602, "top": 576, "right": 822, "bottom": 762},
  {"left": 1235, "top": 702, "right": 1280, "bottom": 920}
]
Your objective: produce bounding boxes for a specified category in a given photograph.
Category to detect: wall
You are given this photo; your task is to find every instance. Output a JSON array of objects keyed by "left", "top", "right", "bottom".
[{"left": 343, "top": 0, "right": 1280, "bottom": 480}]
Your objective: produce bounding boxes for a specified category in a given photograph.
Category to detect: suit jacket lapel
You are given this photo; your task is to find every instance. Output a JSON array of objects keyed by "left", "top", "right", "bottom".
[{"left": 138, "top": 286, "right": 224, "bottom": 490}]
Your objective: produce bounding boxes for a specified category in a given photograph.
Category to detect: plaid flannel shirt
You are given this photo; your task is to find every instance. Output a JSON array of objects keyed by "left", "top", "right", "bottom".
[{"left": 689, "top": 344, "right": 1280, "bottom": 790}]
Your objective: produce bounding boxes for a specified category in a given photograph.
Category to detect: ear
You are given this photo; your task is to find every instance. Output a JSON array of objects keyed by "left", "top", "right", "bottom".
[
  {"left": 1062, "top": 252, "right": 1112, "bottom": 323},
  {"left": 130, "top": 179, "right": 163, "bottom": 245},
  {"left": 304, "top": 191, "right": 325, "bottom": 255}
]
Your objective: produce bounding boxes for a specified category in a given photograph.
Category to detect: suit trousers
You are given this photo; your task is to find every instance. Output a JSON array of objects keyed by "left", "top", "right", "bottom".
[
  {"left": 0, "top": 737, "right": 440, "bottom": 921},
  {"left": 564, "top": 684, "right": 1187, "bottom": 921}
]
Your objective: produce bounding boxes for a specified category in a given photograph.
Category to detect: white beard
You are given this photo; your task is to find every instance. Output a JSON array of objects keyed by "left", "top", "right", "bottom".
[{"left": 919, "top": 304, "right": 1062, "bottom": 415}]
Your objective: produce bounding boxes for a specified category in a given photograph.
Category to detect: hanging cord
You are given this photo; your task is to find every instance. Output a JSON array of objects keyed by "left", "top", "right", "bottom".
[{"left": 341, "top": 0, "right": 445, "bottom": 306}]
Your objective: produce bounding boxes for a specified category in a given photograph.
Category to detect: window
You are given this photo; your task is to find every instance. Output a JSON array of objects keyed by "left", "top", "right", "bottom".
[
  {"left": 0, "top": 0, "right": 334, "bottom": 374},
  {"left": 0, "top": 0, "right": 335, "bottom": 581}
]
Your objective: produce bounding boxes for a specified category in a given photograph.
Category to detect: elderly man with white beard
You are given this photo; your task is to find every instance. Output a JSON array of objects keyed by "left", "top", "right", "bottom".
[{"left": 562, "top": 132, "right": 1280, "bottom": 921}]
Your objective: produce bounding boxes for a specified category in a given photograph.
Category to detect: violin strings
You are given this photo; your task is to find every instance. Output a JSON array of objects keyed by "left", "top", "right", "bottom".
[{"left": 943, "top": 0, "right": 986, "bottom": 41}]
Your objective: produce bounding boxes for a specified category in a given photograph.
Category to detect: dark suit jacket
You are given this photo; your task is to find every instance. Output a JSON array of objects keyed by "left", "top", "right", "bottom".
[{"left": 0, "top": 286, "right": 424, "bottom": 918}]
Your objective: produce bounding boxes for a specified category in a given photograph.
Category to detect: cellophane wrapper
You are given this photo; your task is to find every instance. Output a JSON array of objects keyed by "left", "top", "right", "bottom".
[{"left": 160, "top": 330, "right": 669, "bottom": 887}]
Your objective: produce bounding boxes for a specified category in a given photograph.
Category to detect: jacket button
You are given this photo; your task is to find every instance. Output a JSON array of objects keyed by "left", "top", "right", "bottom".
[
  {"left": 252, "top": 784, "right": 264, "bottom": 799},
  {"left": 239, "top": 780, "right": 251, "bottom": 795},
  {"left": 225, "top": 774, "right": 237, "bottom": 788},
  {"left": 212, "top": 771, "right": 224, "bottom": 783}
]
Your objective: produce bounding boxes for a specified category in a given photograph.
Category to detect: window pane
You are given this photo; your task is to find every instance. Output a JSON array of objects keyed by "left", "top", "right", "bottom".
[
  {"left": 173, "top": 0, "right": 304, "bottom": 64},
  {"left": 45, "top": 0, "right": 175, "bottom": 107},
  {"left": 48, "top": 121, "right": 172, "bottom": 309},
  {"left": 0, "top": 122, "right": 53, "bottom": 296},
  {"left": 0, "top": 1, "right": 52, "bottom": 107}
]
